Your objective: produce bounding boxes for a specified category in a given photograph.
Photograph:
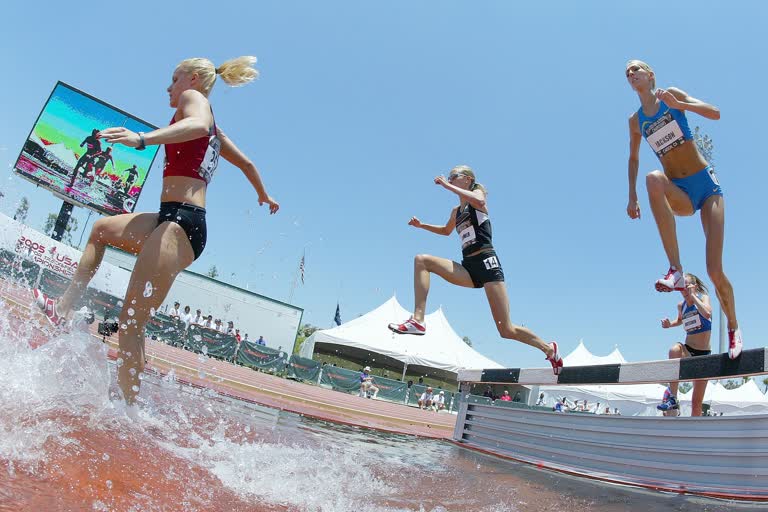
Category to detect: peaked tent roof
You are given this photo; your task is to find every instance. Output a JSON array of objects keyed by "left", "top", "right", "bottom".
[
  {"left": 300, "top": 296, "right": 503, "bottom": 373},
  {"left": 562, "top": 340, "right": 627, "bottom": 367}
]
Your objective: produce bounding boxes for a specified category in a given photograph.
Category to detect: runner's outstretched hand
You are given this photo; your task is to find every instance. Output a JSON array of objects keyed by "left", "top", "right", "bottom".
[
  {"left": 259, "top": 195, "right": 280, "bottom": 214},
  {"left": 98, "top": 128, "right": 140, "bottom": 148}
]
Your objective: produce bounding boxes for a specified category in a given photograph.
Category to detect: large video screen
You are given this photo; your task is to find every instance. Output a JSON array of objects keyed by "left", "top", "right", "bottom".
[{"left": 13, "top": 82, "right": 159, "bottom": 216}]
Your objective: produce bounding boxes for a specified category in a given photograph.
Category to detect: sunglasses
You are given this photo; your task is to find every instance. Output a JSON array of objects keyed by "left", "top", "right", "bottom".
[{"left": 447, "top": 173, "right": 466, "bottom": 182}]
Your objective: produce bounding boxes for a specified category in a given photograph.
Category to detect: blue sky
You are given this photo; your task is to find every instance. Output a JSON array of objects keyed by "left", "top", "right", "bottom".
[{"left": 1, "top": 1, "right": 766, "bottom": 373}]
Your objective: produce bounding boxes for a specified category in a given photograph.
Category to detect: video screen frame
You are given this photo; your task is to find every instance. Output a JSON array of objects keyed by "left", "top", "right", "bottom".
[{"left": 13, "top": 81, "right": 160, "bottom": 217}]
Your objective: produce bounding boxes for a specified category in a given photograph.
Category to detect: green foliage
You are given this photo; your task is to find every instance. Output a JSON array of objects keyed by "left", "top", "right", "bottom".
[
  {"left": 206, "top": 265, "right": 219, "bottom": 279},
  {"left": 43, "top": 213, "right": 79, "bottom": 246},
  {"left": 693, "top": 126, "right": 715, "bottom": 169},
  {"left": 462, "top": 336, "right": 472, "bottom": 347},
  {"left": 679, "top": 382, "right": 693, "bottom": 394},
  {"left": 14, "top": 197, "right": 30, "bottom": 223}
]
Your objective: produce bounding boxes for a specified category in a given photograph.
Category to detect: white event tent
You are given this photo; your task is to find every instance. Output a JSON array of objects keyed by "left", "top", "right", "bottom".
[
  {"left": 540, "top": 341, "right": 768, "bottom": 416},
  {"left": 679, "top": 378, "right": 768, "bottom": 416},
  {"left": 299, "top": 296, "right": 503, "bottom": 375},
  {"left": 540, "top": 341, "right": 669, "bottom": 416}
]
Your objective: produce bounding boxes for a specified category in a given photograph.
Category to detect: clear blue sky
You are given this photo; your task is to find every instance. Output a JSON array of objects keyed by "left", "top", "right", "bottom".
[{"left": 1, "top": 1, "right": 766, "bottom": 372}]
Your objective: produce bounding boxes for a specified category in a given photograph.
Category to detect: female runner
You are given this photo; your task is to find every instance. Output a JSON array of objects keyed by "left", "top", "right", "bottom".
[
  {"left": 35, "top": 56, "right": 279, "bottom": 404},
  {"left": 625, "top": 59, "right": 741, "bottom": 359},
  {"left": 387, "top": 165, "right": 562, "bottom": 374},
  {"left": 657, "top": 273, "right": 712, "bottom": 416}
]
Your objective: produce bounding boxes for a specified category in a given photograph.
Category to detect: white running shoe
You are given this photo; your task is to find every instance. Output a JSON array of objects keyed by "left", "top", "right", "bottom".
[
  {"left": 728, "top": 328, "right": 743, "bottom": 359},
  {"left": 388, "top": 318, "right": 426, "bottom": 335},
  {"left": 655, "top": 266, "right": 686, "bottom": 292}
]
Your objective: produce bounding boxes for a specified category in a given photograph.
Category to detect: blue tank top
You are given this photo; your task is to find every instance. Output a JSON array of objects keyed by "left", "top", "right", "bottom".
[
  {"left": 637, "top": 100, "right": 693, "bottom": 159},
  {"left": 681, "top": 295, "right": 711, "bottom": 335}
]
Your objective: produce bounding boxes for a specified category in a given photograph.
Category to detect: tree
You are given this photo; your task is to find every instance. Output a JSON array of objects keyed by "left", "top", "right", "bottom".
[
  {"left": 462, "top": 336, "right": 473, "bottom": 347},
  {"left": 206, "top": 265, "right": 219, "bottom": 279},
  {"left": 43, "top": 213, "right": 79, "bottom": 246},
  {"left": 722, "top": 379, "right": 741, "bottom": 390},
  {"left": 678, "top": 382, "right": 693, "bottom": 394},
  {"left": 14, "top": 197, "right": 29, "bottom": 223},
  {"left": 762, "top": 377, "right": 768, "bottom": 392},
  {"left": 299, "top": 323, "right": 320, "bottom": 337},
  {"left": 693, "top": 126, "right": 715, "bottom": 169}
]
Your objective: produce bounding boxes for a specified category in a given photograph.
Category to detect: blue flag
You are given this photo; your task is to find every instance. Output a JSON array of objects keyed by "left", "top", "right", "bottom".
[{"left": 333, "top": 303, "right": 341, "bottom": 326}]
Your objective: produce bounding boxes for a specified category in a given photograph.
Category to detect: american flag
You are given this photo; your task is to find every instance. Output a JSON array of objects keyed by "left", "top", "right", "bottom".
[{"left": 299, "top": 253, "right": 305, "bottom": 284}]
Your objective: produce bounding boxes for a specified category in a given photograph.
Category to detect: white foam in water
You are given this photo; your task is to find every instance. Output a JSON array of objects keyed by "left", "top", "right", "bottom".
[{"left": 0, "top": 313, "right": 111, "bottom": 468}]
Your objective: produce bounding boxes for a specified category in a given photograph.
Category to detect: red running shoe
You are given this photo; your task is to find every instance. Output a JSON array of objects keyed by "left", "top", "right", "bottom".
[
  {"left": 546, "top": 341, "right": 563, "bottom": 375},
  {"left": 388, "top": 318, "right": 426, "bottom": 335},
  {"left": 655, "top": 266, "right": 686, "bottom": 292},
  {"left": 32, "top": 288, "right": 65, "bottom": 327},
  {"left": 728, "top": 328, "right": 743, "bottom": 359}
]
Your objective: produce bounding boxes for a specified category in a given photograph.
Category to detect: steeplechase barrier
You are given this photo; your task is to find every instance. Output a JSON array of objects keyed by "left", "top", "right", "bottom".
[{"left": 454, "top": 349, "right": 768, "bottom": 501}]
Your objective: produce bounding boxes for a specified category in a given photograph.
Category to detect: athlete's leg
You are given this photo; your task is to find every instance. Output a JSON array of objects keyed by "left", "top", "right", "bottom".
[
  {"left": 645, "top": 171, "right": 694, "bottom": 269},
  {"left": 483, "top": 281, "right": 552, "bottom": 357},
  {"left": 412, "top": 254, "right": 474, "bottom": 323},
  {"left": 700, "top": 195, "right": 737, "bottom": 329},
  {"left": 56, "top": 212, "right": 159, "bottom": 315},
  {"left": 690, "top": 379, "right": 708, "bottom": 417},
  {"left": 667, "top": 342, "right": 685, "bottom": 396},
  {"left": 117, "top": 221, "right": 195, "bottom": 405}
]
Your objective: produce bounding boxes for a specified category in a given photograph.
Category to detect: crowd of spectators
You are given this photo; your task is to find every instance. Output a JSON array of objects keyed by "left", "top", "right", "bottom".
[
  {"left": 163, "top": 301, "right": 267, "bottom": 346},
  {"left": 553, "top": 396, "right": 621, "bottom": 415}
]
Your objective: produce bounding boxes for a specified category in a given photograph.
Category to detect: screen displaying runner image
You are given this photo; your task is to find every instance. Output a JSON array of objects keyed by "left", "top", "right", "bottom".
[{"left": 13, "top": 82, "right": 159, "bottom": 216}]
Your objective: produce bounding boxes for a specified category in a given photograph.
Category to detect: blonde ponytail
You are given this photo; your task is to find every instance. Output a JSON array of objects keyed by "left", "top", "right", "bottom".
[
  {"left": 177, "top": 56, "right": 259, "bottom": 96},
  {"left": 216, "top": 56, "right": 259, "bottom": 87}
]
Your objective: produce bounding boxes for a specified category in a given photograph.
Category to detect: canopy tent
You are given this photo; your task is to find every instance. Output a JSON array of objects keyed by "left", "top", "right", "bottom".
[
  {"left": 679, "top": 379, "right": 768, "bottom": 416},
  {"left": 300, "top": 296, "right": 503, "bottom": 375},
  {"left": 44, "top": 143, "right": 78, "bottom": 169},
  {"left": 540, "top": 340, "right": 668, "bottom": 416}
]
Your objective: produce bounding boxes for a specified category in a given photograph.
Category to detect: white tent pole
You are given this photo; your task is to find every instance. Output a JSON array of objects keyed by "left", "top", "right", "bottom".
[{"left": 401, "top": 363, "right": 408, "bottom": 382}]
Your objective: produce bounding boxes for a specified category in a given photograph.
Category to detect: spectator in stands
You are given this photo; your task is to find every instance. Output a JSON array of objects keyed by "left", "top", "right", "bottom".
[
  {"left": 181, "top": 305, "right": 193, "bottom": 329},
  {"left": 604, "top": 406, "right": 612, "bottom": 415},
  {"left": 575, "top": 400, "right": 585, "bottom": 412},
  {"left": 418, "top": 387, "right": 434, "bottom": 410},
  {"left": 407, "top": 380, "right": 413, "bottom": 388},
  {"left": 226, "top": 320, "right": 235, "bottom": 336},
  {"left": 432, "top": 390, "right": 446, "bottom": 412},
  {"left": 358, "top": 366, "right": 379, "bottom": 399},
  {"left": 613, "top": 408, "right": 621, "bottom": 415},
  {"left": 512, "top": 391, "right": 522, "bottom": 402},
  {"left": 482, "top": 386, "right": 495, "bottom": 401},
  {"left": 192, "top": 308, "right": 204, "bottom": 326},
  {"left": 214, "top": 318, "right": 224, "bottom": 333},
  {"left": 203, "top": 315, "right": 213, "bottom": 328},
  {"left": 536, "top": 392, "right": 545, "bottom": 406},
  {"left": 418, "top": 377, "right": 424, "bottom": 385},
  {"left": 243, "top": 333, "right": 249, "bottom": 343},
  {"left": 169, "top": 301, "right": 181, "bottom": 320},
  {"left": 499, "top": 390, "right": 512, "bottom": 402},
  {"left": 235, "top": 329, "right": 241, "bottom": 342},
  {"left": 582, "top": 400, "right": 590, "bottom": 412},
  {"left": 257, "top": 335, "right": 266, "bottom": 346},
  {"left": 594, "top": 402, "right": 602, "bottom": 415},
  {"left": 553, "top": 398, "right": 565, "bottom": 413}
]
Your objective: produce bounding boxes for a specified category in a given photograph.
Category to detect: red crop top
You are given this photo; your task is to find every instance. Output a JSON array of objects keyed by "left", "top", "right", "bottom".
[{"left": 163, "top": 115, "right": 221, "bottom": 184}]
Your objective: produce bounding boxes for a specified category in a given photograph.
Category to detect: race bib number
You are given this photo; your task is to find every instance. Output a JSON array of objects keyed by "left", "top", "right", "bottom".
[
  {"left": 646, "top": 117, "right": 685, "bottom": 157},
  {"left": 458, "top": 222, "right": 476, "bottom": 248},
  {"left": 483, "top": 255, "right": 500, "bottom": 270},
  {"left": 683, "top": 310, "right": 702, "bottom": 332},
  {"left": 197, "top": 137, "right": 221, "bottom": 183}
]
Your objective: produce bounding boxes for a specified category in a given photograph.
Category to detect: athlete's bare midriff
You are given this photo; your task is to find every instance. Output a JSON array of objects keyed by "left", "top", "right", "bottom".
[
  {"left": 657, "top": 140, "right": 709, "bottom": 179},
  {"left": 160, "top": 176, "right": 207, "bottom": 207}
]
